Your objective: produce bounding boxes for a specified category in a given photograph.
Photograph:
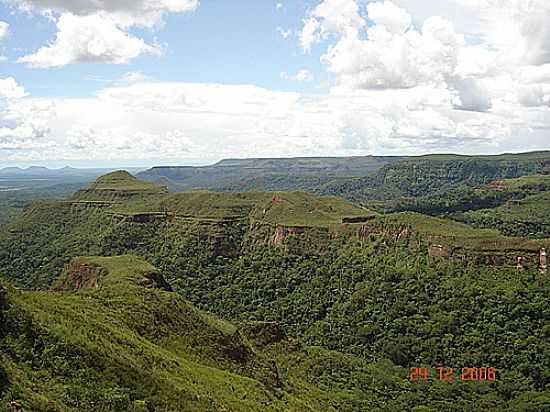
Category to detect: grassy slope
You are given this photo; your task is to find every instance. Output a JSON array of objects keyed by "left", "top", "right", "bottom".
[
  {"left": 82, "top": 180, "right": 371, "bottom": 227},
  {"left": 0, "top": 256, "right": 367, "bottom": 412},
  {"left": 2, "top": 172, "right": 547, "bottom": 290},
  {"left": 377, "top": 212, "right": 548, "bottom": 250}
]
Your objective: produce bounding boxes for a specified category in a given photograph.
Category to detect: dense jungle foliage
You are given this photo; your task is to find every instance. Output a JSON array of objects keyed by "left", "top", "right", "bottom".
[{"left": 1, "top": 164, "right": 549, "bottom": 411}]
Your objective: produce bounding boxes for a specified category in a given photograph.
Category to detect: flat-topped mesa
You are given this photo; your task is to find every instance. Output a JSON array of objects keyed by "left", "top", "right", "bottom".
[
  {"left": 53, "top": 255, "right": 173, "bottom": 292},
  {"left": 71, "top": 170, "right": 168, "bottom": 202}
]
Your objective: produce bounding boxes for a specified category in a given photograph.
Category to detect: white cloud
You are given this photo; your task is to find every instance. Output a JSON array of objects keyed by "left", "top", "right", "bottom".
[
  {"left": 277, "top": 27, "right": 292, "bottom": 40},
  {"left": 2, "top": 1, "right": 550, "bottom": 162},
  {"left": 0, "top": 91, "right": 56, "bottom": 152},
  {"left": 293, "top": 0, "right": 550, "bottom": 153},
  {"left": 300, "top": 0, "right": 364, "bottom": 52},
  {"left": 276, "top": 3, "right": 283, "bottom": 11},
  {"left": 0, "top": 78, "right": 540, "bottom": 163},
  {"left": 10, "top": 0, "right": 198, "bottom": 67},
  {"left": 120, "top": 71, "right": 151, "bottom": 83},
  {"left": 0, "top": 77, "right": 26, "bottom": 99},
  {"left": 0, "top": 21, "right": 8, "bottom": 60},
  {"left": 19, "top": 13, "right": 160, "bottom": 68},
  {"left": 518, "top": 85, "right": 550, "bottom": 107},
  {"left": 450, "top": 78, "right": 492, "bottom": 112},
  {"left": 0, "top": 21, "right": 9, "bottom": 40},
  {"left": 319, "top": 2, "right": 463, "bottom": 90},
  {"left": 367, "top": 0, "right": 411, "bottom": 34},
  {"left": 281, "top": 69, "right": 314, "bottom": 82},
  {"left": 8, "top": 0, "right": 199, "bottom": 27}
]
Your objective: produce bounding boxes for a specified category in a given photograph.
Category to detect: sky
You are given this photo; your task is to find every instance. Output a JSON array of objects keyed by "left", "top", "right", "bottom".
[{"left": 0, "top": 0, "right": 549, "bottom": 167}]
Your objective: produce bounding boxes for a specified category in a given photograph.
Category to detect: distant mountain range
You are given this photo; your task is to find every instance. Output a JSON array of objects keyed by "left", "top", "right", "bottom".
[
  {"left": 136, "top": 155, "right": 405, "bottom": 191},
  {"left": 136, "top": 151, "right": 550, "bottom": 194},
  {"left": 0, "top": 166, "right": 144, "bottom": 178}
]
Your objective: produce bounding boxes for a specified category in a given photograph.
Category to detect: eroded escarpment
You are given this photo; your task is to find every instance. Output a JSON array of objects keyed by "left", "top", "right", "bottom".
[
  {"left": 429, "top": 244, "right": 549, "bottom": 272},
  {"left": 53, "top": 262, "right": 106, "bottom": 292}
]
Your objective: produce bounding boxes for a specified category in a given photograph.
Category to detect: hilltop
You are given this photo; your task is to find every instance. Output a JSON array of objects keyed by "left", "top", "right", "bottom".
[
  {"left": 1, "top": 169, "right": 550, "bottom": 410},
  {"left": 1, "top": 171, "right": 549, "bottom": 289},
  {"left": 71, "top": 170, "right": 168, "bottom": 201}
]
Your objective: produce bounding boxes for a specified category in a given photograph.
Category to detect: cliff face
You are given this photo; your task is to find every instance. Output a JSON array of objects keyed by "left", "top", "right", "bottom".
[
  {"left": 355, "top": 222, "right": 414, "bottom": 244},
  {"left": 53, "top": 262, "right": 106, "bottom": 292},
  {"left": 428, "top": 244, "right": 549, "bottom": 272}
]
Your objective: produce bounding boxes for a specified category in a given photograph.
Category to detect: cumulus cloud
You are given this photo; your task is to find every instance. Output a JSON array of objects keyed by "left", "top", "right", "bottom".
[
  {"left": 0, "top": 21, "right": 8, "bottom": 40},
  {"left": 7, "top": 0, "right": 199, "bottom": 27},
  {"left": 280, "top": 69, "right": 314, "bottom": 82},
  {"left": 0, "top": 77, "right": 26, "bottom": 99},
  {"left": 318, "top": 2, "right": 462, "bottom": 90},
  {"left": 300, "top": 0, "right": 364, "bottom": 52},
  {"left": 2, "top": 0, "right": 550, "bottom": 162},
  {"left": 0, "top": 21, "right": 8, "bottom": 60},
  {"left": 0, "top": 78, "right": 537, "bottom": 163},
  {"left": 0, "top": 87, "right": 56, "bottom": 152},
  {"left": 10, "top": 0, "right": 198, "bottom": 67},
  {"left": 295, "top": 0, "right": 550, "bottom": 151},
  {"left": 19, "top": 13, "right": 160, "bottom": 68},
  {"left": 450, "top": 78, "right": 492, "bottom": 112}
]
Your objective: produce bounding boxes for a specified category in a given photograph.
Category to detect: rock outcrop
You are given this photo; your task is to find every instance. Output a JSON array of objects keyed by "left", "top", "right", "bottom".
[{"left": 53, "top": 263, "right": 106, "bottom": 292}]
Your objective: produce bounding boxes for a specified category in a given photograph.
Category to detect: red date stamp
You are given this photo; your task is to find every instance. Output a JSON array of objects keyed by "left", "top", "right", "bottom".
[{"left": 407, "top": 367, "right": 496, "bottom": 382}]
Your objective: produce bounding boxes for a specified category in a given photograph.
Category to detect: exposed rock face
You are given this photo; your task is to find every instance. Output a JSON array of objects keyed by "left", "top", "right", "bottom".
[
  {"left": 138, "top": 271, "right": 173, "bottom": 292},
  {"left": 428, "top": 244, "right": 454, "bottom": 259},
  {"left": 428, "top": 244, "right": 547, "bottom": 271},
  {"left": 54, "top": 263, "right": 105, "bottom": 292},
  {"left": 271, "top": 226, "right": 308, "bottom": 245},
  {"left": 356, "top": 223, "right": 413, "bottom": 244},
  {"left": 487, "top": 180, "right": 509, "bottom": 190}
]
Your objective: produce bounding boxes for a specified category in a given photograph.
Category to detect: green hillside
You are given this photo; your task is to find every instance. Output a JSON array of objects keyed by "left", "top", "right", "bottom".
[
  {"left": 456, "top": 176, "right": 550, "bottom": 238},
  {"left": 72, "top": 171, "right": 168, "bottom": 202},
  {"left": 0, "top": 256, "right": 371, "bottom": 411},
  {"left": 136, "top": 151, "right": 550, "bottom": 202},
  {"left": 1, "top": 170, "right": 550, "bottom": 411},
  {"left": 2, "top": 250, "right": 549, "bottom": 411},
  {"left": 8, "top": 255, "right": 540, "bottom": 412},
  {"left": 320, "top": 152, "right": 550, "bottom": 202},
  {"left": 372, "top": 175, "right": 550, "bottom": 239}
]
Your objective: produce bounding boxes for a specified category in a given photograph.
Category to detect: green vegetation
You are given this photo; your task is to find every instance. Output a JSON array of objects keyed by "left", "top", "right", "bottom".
[
  {"left": 0, "top": 184, "right": 83, "bottom": 227},
  {"left": 320, "top": 155, "right": 550, "bottom": 203},
  {"left": 72, "top": 171, "right": 168, "bottom": 202},
  {"left": 369, "top": 175, "right": 550, "bottom": 239},
  {"left": 458, "top": 191, "right": 550, "bottom": 238},
  {"left": 136, "top": 152, "right": 550, "bottom": 200},
  {"left": 0, "top": 257, "right": 325, "bottom": 411},
  {"left": 2, "top": 247, "right": 549, "bottom": 411},
  {"left": 1, "top": 166, "right": 549, "bottom": 411}
]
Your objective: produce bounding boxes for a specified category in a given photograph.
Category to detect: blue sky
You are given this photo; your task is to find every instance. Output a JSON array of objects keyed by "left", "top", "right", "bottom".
[
  {"left": 0, "top": 0, "right": 549, "bottom": 167},
  {"left": 0, "top": 1, "right": 327, "bottom": 97}
]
